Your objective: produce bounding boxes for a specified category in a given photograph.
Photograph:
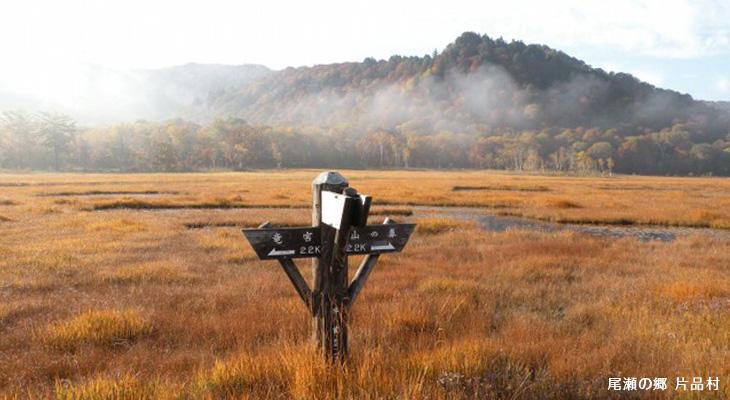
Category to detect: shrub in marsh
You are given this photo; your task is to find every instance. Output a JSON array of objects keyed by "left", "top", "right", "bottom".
[
  {"left": 194, "top": 358, "right": 255, "bottom": 398},
  {"left": 53, "top": 198, "right": 78, "bottom": 205},
  {"left": 410, "top": 340, "right": 566, "bottom": 399},
  {"left": 194, "top": 345, "right": 344, "bottom": 399},
  {"left": 711, "top": 219, "right": 730, "bottom": 230},
  {"left": 687, "top": 208, "right": 722, "bottom": 222},
  {"left": 210, "top": 196, "right": 234, "bottom": 205},
  {"left": 193, "top": 350, "right": 292, "bottom": 398},
  {"left": 100, "top": 262, "right": 199, "bottom": 285},
  {"left": 658, "top": 279, "right": 729, "bottom": 303},
  {"left": 198, "top": 231, "right": 240, "bottom": 253},
  {"left": 85, "top": 218, "right": 146, "bottom": 233},
  {"left": 53, "top": 375, "right": 167, "bottom": 400},
  {"left": 416, "top": 218, "right": 475, "bottom": 234},
  {"left": 542, "top": 198, "right": 583, "bottom": 209},
  {"left": 370, "top": 207, "right": 414, "bottom": 216},
  {"left": 0, "top": 197, "right": 18, "bottom": 206},
  {"left": 41, "top": 309, "right": 152, "bottom": 351},
  {"left": 417, "top": 277, "right": 481, "bottom": 295},
  {"left": 0, "top": 302, "right": 48, "bottom": 326},
  {"left": 90, "top": 198, "right": 158, "bottom": 210},
  {"left": 385, "top": 309, "right": 440, "bottom": 338}
]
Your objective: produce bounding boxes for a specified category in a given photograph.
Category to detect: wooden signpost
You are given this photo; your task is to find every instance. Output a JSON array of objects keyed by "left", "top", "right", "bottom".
[{"left": 241, "top": 171, "right": 415, "bottom": 362}]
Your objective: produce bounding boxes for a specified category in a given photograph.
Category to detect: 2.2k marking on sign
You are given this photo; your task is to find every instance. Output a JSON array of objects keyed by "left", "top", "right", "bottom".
[{"left": 242, "top": 224, "right": 415, "bottom": 260}]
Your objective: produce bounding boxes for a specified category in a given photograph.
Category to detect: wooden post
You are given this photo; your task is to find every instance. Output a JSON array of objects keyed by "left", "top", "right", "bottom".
[{"left": 312, "top": 172, "right": 350, "bottom": 361}]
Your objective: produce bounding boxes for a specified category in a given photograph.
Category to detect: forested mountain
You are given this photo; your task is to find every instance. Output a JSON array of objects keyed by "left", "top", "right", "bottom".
[
  {"left": 1, "top": 32, "right": 730, "bottom": 175},
  {"left": 201, "top": 32, "right": 725, "bottom": 135}
]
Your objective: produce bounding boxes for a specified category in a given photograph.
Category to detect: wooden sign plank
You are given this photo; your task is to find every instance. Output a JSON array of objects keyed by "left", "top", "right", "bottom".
[
  {"left": 346, "top": 223, "right": 415, "bottom": 254},
  {"left": 242, "top": 223, "right": 415, "bottom": 260},
  {"left": 242, "top": 227, "right": 322, "bottom": 260}
]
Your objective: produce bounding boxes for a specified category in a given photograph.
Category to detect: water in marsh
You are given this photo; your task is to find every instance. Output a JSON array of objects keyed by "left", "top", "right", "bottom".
[
  {"left": 89, "top": 202, "right": 727, "bottom": 242},
  {"left": 413, "top": 207, "right": 729, "bottom": 242}
]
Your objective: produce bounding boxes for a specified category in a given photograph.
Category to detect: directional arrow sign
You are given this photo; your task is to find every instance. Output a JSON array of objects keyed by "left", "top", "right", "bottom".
[
  {"left": 346, "top": 223, "right": 416, "bottom": 254},
  {"left": 242, "top": 223, "right": 416, "bottom": 260},
  {"left": 242, "top": 227, "right": 323, "bottom": 260}
]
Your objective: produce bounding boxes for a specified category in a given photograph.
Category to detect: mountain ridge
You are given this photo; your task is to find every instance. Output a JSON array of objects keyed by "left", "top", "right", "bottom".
[
  {"left": 195, "top": 32, "right": 721, "bottom": 138},
  {"left": 1, "top": 32, "right": 728, "bottom": 142},
  {"left": 2, "top": 33, "right": 730, "bottom": 175}
]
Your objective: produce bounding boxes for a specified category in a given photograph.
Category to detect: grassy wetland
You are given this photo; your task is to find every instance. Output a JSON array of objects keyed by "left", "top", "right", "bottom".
[{"left": 1, "top": 170, "right": 730, "bottom": 399}]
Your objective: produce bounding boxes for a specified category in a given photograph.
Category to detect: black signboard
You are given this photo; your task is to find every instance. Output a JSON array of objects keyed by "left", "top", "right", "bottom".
[{"left": 242, "top": 223, "right": 415, "bottom": 260}]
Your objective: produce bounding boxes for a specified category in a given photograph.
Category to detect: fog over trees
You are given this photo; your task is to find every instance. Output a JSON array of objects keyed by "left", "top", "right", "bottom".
[
  {"left": 1, "top": 32, "right": 730, "bottom": 176},
  {"left": 2, "top": 113, "right": 729, "bottom": 176}
]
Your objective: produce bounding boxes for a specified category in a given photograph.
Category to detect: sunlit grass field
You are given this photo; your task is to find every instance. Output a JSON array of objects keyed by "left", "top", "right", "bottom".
[{"left": 1, "top": 170, "right": 729, "bottom": 399}]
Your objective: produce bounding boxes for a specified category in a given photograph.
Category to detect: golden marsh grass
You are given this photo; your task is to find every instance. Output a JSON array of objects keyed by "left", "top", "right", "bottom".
[
  {"left": 40, "top": 309, "right": 153, "bottom": 351},
  {"left": 0, "top": 170, "right": 729, "bottom": 398}
]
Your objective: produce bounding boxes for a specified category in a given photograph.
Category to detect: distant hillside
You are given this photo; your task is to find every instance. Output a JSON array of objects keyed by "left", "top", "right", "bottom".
[
  {"left": 2, "top": 32, "right": 729, "bottom": 176},
  {"left": 2, "top": 32, "right": 726, "bottom": 135},
  {"left": 200, "top": 32, "right": 727, "bottom": 140},
  {"left": 0, "top": 63, "right": 271, "bottom": 124},
  {"left": 135, "top": 63, "right": 271, "bottom": 109},
  {"left": 88, "top": 63, "right": 273, "bottom": 123},
  {"left": 706, "top": 100, "right": 730, "bottom": 114}
]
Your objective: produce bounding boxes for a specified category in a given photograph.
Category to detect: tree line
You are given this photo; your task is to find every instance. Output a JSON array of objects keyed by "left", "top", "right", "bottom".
[{"left": 2, "top": 110, "right": 729, "bottom": 176}]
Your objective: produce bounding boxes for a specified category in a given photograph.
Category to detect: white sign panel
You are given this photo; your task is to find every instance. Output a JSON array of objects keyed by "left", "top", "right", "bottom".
[{"left": 321, "top": 191, "right": 348, "bottom": 229}]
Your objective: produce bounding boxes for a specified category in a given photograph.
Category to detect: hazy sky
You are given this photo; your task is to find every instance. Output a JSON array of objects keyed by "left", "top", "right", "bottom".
[{"left": 2, "top": 0, "right": 730, "bottom": 101}]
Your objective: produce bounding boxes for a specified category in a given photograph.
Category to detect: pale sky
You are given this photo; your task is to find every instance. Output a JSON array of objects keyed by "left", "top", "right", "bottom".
[{"left": 1, "top": 0, "right": 730, "bottom": 101}]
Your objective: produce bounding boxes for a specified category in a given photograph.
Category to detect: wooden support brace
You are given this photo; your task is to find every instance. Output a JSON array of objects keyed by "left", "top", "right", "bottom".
[
  {"left": 258, "top": 222, "right": 313, "bottom": 311},
  {"left": 346, "top": 217, "right": 395, "bottom": 309},
  {"left": 278, "top": 258, "right": 313, "bottom": 311}
]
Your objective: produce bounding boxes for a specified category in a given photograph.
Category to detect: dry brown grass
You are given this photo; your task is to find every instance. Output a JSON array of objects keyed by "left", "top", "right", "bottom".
[
  {"left": 712, "top": 219, "right": 730, "bottom": 230},
  {"left": 99, "top": 262, "right": 200, "bottom": 285},
  {"left": 85, "top": 218, "right": 147, "bottom": 233},
  {"left": 3, "top": 170, "right": 730, "bottom": 227},
  {"left": 0, "top": 170, "right": 729, "bottom": 399},
  {"left": 40, "top": 309, "right": 153, "bottom": 351},
  {"left": 415, "top": 217, "right": 477, "bottom": 234},
  {"left": 0, "top": 197, "right": 18, "bottom": 206},
  {"left": 51, "top": 375, "right": 170, "bottom": 400},
  {"left": 540, "top": 197, "right": 583, "bottom": 209},
  {"left": 370, "top": 206, "right": 413, "bottom": 216}
]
